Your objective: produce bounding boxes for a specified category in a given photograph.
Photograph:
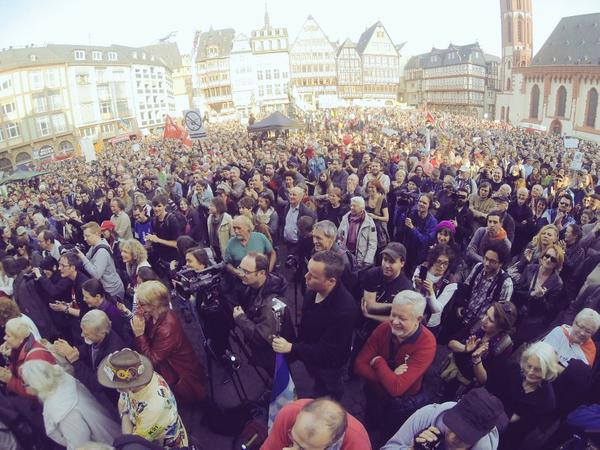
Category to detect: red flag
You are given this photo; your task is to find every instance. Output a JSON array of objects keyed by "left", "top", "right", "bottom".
[
  {"left": 163, "top": 115, "right": 192, "bottom": 148},
  {"left": 425, "top": 112, "right": 435, "bottom": 126},
  {"left": 163, "top": 115, "right": 182, "bottom": 140}
]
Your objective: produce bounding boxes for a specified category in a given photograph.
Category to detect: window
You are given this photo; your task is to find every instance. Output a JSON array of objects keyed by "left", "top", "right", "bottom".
[
  {"left": 0, "top": 78, "right": 12, "bottom": 91},
  {"left": 100, "top": 102, "right": 112, "bottom": 114},
  {"left": 30, "top": 54, "right": 37, "bottom": 62},
  {"left": 506, "top": 19, "right": 512, "bottom": 43},
  {"left": 265, "top": 70, "right": 271, "bottom": 80},
  {"left": 51, "top": 114, "right": 67, "bottom": 132},
  {"left": 0, "top": 128, "right": 3, "bottom": 142},
  {"left": 96, "top": 69, "right": 107, "bottom": 83},
  {"left": 555, "top": 86, "right": 567, "bottom": 117},
  {"left": 257, "top": 70, "right": 263, "bottom": 81},
  {"left": 529, "top": 84, "right": 540, "bottom": 119},
  {"left": 132, "top": 51, "right": 138, "bottom": 59},
  {"left": 274, "top": 69, "right": 280, "bottom": 79},
  {"left": 30, "top": 71, "right": 43, "bottom": 90},
  {"left": 258, "top": 86, "right": 264, "bottom": 97},
  {"left": 517, "top": 19, "right": 524, "bottom": 42},
  {"left": 92, "top": 51, "right": 102, "bottom": 61},
  {"left": 101, "top": 123, "right": 114, "bottom": 133},
  {"left": 266, "top": 84, "right": 272, "bottom": 95},
  {"left": 74, "top": 50, "right": 86, "bottom": 60},
  {"left": 33, "top": 96, "right": 47, "bottom": 113},
  {"left": 1, "top": 103, "right": 15, "bottom": 114},
  {"left": 108, "top": 52, "right": 118, "bottom": 61},
  {"left": 585, "top": 88, "right": 598, "bottom": 128},
  {"left": 6, "top": 123, "right": 19, "bottom": 138},
  {"left": 36, "top": 117, "right": 50, "bottom": 136},
  {"left": 76, "top": 73, "right": 89, "bottom": 85},
  {"left": 48, "top": 92, "right": 62, "bottom": 110},
  {"left": 82, "top": 127, "right": 95, "bottom": 137}
]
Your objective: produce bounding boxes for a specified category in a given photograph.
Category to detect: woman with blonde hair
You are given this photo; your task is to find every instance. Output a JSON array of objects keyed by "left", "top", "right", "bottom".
[
  {"left": 509, "top": 224, "right": 559, "bottom": 280},
  {"left": 130, "top": 280, "right": 207, "bottom": 405},
  {"left": 513, "top": 243, "right": 564, "bottom": 346},
  {"left": 120, "top": 238, "right": 151, "bottom": 290},
  {"left": 20, "top": 360, "right": 119, "bottom": 450}
]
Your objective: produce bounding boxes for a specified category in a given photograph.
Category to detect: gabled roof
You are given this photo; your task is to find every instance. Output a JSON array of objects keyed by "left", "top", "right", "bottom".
[
  {"left": 336, "top": 39, "right": 358, "bottom": 57},
  {"left": 195, "top": 28, "right": 235, "bottom": 61},
  {"left": 356, "top": 21, "right": 381, "bottom": 54},
  {"left": 532, "top": 13, "right": 600, "bottom": 65},
  {"left": 484, "top": 53, "right": 501, "bottom": 63},
  {"left": 0, "top": 43, "right": 181, "bottom": 72},
  {"left": 291, "top": 15, "right": 335, "bottom": 52},
  {"left": 405, "top": 43, "right": 486, "bottom": 70}
]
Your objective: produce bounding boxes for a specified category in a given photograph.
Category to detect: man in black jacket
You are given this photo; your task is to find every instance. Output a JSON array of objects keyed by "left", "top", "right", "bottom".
[
  {"left": 53, "top": 310, "right": 125, "bottom": 415},
  {"left": 272, "top": 250, "right": 357, "bottom": 400},
  {"left": 436, "top": 186, "right": 475, "bottom": 249},
  {"left": 233, "top": 252, "right": 291, "bottom": 375}
]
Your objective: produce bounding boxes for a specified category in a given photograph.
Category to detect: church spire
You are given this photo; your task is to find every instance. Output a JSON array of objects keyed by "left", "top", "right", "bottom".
[{"left": 264, "top": 2, "right": 270, "bottom": 28}]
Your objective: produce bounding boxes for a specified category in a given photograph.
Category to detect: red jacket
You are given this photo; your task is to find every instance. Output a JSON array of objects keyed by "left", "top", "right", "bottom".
[
  {"left": 261, "top": 399, "right": 371, "bottom": 450},
  {"left": 135, "top": 310, "right": 207, "bottom": 404},
  {"left": 8, "top": 335, "right": 56, "bottom": 398},
  {"left": 354, "top": 322, "right": 436, "bottom": 398}
]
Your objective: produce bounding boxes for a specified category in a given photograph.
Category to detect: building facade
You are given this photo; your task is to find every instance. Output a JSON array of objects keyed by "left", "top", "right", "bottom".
[
  {"left": 495, "top": 13, "right": 600, "bottom": 143},
  {"left": 356, "top": 22, "right": 400, "bottom": 102},
  {"left": 195, "top": 28, "right": 235, "bottom": 114},
  {"left": 404, "top": 43, "right": 497, "bottom": 117},
  {"left": 0, "top": 43, "right": 179, "bottom": 170},
  {"left": 336, "top": 39, "right": 362, "bottom": 100},
  {"left": 229, "top": 33, "right": 256, "bottom": 117},
  {"left": 500, "top": 0, "right": 533, "bottom": 92},
  {"left": 289, "top": 15, "right": 337, "bottom": 107}
]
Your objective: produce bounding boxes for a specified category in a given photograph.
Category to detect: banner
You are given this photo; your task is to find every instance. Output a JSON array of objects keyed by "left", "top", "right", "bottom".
[{"left": 163, "top": 115, "right": 192, "bottom": 148}]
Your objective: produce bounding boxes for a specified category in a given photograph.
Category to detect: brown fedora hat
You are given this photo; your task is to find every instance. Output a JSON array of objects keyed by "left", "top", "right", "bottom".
[{"left": 97, "top": 348, "right": 153, "bottom": 389}]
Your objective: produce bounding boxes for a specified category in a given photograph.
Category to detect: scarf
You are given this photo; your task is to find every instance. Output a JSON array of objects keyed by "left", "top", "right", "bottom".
[
  {"left": 255, "top": 207, "right": 274, "bottom": 225},
  {"left": 346, "top": 210, "right": 365, "bottom": 253}
]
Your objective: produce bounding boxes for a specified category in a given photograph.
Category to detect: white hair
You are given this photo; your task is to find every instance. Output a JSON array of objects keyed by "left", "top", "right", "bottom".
[
  {"left": 80, "top": 310, "right": 111, "bottom": 335},
  {"left": 347, "top": 173, "right": 359, "bottom": 183},
  {"left": 350, "top": 196, "right": 365, "bottom": 209},
  {"left": 20, "top": 360, "right": 65, "bottom": 400},
  {"left": 313, "top": 220, "right": 337, "bottom": 239},
  {"left": 392, "top": 290, "right": 426, "bottom": 317},
  {"left": 5, "top": 317, "right": 32, "bottom": 340},
  {"left": 290, "top": 186, "right": 304, "bottom": 196},
  {"left": 517, "top": 187, "right": 529, "bottom": 196},
  {"left": 521, "top": 341, "right": 560, "bottom": 382},
  {"left": 574, "top": 308, "right": 600, "bottom": 334}
]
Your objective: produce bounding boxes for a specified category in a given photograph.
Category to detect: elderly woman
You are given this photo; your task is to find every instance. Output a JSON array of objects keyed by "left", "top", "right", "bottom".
[
  {"left": 224, "top": 215, "right": 275, "bottom": 279},
  {"left": 207, "top": 196, "right": 233, "bottom": 262},
  {"left": 131, "top": 281, "right": 207, "bottom": 405},
  {"left": 20, "top": 360, "right": 120, "bottom": 450},
  {"left": 543, "top": 308, "right": 600, "bottom": 369},
  {"left": 513, "top": 243, "right": 564, "bottom": 345},
  {"left": 445, "top": 302, "right": 518, "bottom": 397},
  {"left": 0, "top": 317, "right": 56, "bottom": 398},
  {"left": 489, "top": 341, "right": 559, "bottom": 450},
  {"left": 338, "top": 196, "right": 377, "bottom": 267}
]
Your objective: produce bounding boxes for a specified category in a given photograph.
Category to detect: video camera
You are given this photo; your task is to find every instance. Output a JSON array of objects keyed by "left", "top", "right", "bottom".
[{"left": 173, "top": 262, "right": 225, "bottom": 303}]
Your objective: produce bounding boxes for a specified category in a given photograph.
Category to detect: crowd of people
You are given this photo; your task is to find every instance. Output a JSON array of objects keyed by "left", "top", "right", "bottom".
[{"left": 1, "top": 107, "right": 600, "bottom": 450}]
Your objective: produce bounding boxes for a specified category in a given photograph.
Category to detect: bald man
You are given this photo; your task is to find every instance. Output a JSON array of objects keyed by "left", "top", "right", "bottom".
[{"left": 261, "top": 398, "right": 371, "bottom": 450}]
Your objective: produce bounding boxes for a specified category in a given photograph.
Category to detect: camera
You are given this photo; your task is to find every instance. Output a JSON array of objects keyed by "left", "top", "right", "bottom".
[
  {"left": 396, "top": 191, "right": 415, "bottom": 206},
  {"left": 414, "top": 428, "right": 442, "bottom": 450},
  {"left": 223, "top": 349, "right": 241, "bottom": 370},
  {"left": 173, "top": 262, "right": 224, "bottom": 297},
  {"left": 284, "top": 254, "right": 299, "bottom": 270}
]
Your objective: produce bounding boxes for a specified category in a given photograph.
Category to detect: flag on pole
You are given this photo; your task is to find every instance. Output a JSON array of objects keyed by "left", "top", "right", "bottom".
[
  {"left": 425, "top": 111, "right": 435, "bottom": 126},
  {"left": 268, "top": 354, "right": 296, "bottom": 430},
  {"left": 163, "top": 115, "right": 192, "bottom": 148}
]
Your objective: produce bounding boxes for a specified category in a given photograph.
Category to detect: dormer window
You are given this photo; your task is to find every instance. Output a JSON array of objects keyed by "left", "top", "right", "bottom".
[
  {"left": 92, "top": 51, "right": 102, "bottom": 61},
  {"left": 74, "top": 50, "right": 86, "bottom": 60}
]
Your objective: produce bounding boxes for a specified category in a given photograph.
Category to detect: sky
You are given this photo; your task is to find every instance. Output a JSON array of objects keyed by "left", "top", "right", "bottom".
[{"left": 0, "top": 0, "right": 598, "bottom": 59}]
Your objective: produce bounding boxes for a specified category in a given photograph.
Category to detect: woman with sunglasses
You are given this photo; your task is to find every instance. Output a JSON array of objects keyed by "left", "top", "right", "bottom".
[{"left": 512, "top": 243, "right": 564, "bottom": 346}]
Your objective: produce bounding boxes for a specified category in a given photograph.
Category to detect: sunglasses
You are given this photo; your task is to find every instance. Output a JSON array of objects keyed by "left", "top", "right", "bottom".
[{"left": 542, "top": 254, "right": 558, "bottom": 263}]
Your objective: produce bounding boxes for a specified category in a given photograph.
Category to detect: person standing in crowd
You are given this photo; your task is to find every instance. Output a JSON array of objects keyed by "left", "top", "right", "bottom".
[
  {"left": 145, "top": 194, "right": 180, "bottom": 275},
  {"left": 272, "top": 251, "right": 356, "bottom": 400},
  {"left": 78, "top": 222, "right": 125, "bottom": 300},
  {"left": 382, "top": 387, "right": 507, "bottom": 450},
  {"left": 262, "top": 398, "right": 371, "bottom": 450},
  {"left": 110, "top": 198, "right": 134, "bottom": 241},
  {"left": 20, "top": 359, "right": 120, "bottom": 449},
  {"left": 338, "top": 196, "right": 377, "bottom": 267},
  {"left": 355, "top": 290, "right": 436, "bottom": 432},
  {"left": 466, "top": 211, "right": 511, "bottom": 266},
  {"left": 98, "top": 348, "right": 189, "bottom": 448}
]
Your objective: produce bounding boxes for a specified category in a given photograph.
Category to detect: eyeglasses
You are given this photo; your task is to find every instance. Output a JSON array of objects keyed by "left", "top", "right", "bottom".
[
  {"left": 434, "top": 259, "right": 449, "bottom": 268},
  {"left": 239, "top": 268, "right": 258, "bottom": 276},
  {"left": 542, "top": 254, "right": 558, "bottom": 263},
  {"left": 559, "top": 201, "right": 571, "bottom": 207},
  {"left": 573, "top": 321, "right": 595, "bottom": 335}
]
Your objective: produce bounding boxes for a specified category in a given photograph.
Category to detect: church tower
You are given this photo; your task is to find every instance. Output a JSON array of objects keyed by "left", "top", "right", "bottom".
[{"left": 500, "top": 0, "right": 533, "bottom": 91}]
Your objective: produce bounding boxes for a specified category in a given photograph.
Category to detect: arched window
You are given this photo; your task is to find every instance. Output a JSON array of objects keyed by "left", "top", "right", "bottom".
[
  {"left": 517, "top": 19, "right": 524, "bottom": 42},
  {"left": 530, "top": 84, "right": 540, "bottom": 119},
  {"left": 506, "top": 19, "right": 513, "bottom": 43},
  {"left": 585, "top": 88, "right": 598, "bottom": 128},
  {"left": 501, "top": 106, "right": 506, "bottom": 121},
  {"left": 555, "top": 86, "right": 567, "bottom": 117},
  {"left": 506, "top": 78, "right": 511, "bottom": 91}
]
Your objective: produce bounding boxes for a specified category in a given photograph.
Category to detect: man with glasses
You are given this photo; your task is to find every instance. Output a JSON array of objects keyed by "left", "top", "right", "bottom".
[
  {"left": 262, "top": 397, "right": 371, "bottom": 450},
  {"left": 541, "top": 193, "right": 576, "bottom": 233},
  {"left": 232, "top": 252, "right": 290, "bottom": 375}
]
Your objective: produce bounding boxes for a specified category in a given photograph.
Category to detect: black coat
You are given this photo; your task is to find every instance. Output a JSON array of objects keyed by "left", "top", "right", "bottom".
[
  {"left": 289, "top": 283, "right": 357, "bottom": 370},
  {"left": 13, "top": 273, "right": 59, "bottom": 340},
  {"left": 73, "top": 330, "right": 126, "bottom": 411}
]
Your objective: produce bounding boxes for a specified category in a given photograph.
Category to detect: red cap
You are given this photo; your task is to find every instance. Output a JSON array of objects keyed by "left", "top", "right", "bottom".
[{"left": 100, "top": 220, "right": 116, "bottom": 232}]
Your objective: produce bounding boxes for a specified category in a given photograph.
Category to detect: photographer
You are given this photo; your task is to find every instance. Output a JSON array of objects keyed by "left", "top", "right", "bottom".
[
  {"left": 78, "top": 222, "right": 125, "bottom": 300},
  {"left": 382, "top": 388, "right": 506, "bottom": 450},
  {"left": 232, "top": 252, "right": 291, "bottom": 375},
  {"left": 436, "top": 187, "right": 475, "bottom": 250}
]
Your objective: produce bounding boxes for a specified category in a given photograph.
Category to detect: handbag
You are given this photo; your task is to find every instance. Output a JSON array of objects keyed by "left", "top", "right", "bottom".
[{"left": 374, "top": 195, "right": 390, "bottom": 249}]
